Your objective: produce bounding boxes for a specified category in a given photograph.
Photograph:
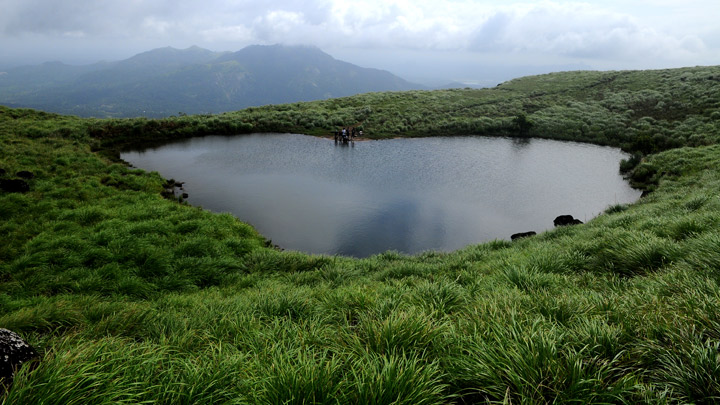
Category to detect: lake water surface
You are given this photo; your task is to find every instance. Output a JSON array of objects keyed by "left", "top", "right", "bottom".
[{"left": 122, "top": 134, "right": 642, "bottom": 257}]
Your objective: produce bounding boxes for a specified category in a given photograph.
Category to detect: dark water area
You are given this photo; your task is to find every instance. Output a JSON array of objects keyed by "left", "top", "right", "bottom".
[{"left": 122, "top": 133, "right": 642, "bottom": 257}]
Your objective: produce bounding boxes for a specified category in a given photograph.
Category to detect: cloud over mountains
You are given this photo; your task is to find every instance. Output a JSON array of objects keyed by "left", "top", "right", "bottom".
[{"left": 1, "top": 1, "right": 718, "bottom": 80}]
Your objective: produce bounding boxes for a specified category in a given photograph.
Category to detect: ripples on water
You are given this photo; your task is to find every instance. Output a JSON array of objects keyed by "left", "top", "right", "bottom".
[{"left": 122, "top": 134, "right": 642, "bottom": 257}]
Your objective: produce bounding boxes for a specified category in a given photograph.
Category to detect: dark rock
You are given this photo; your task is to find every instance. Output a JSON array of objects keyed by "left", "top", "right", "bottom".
[
  {"left": 0, "top": 329, "right": 38, "bottom": 389},
  {"left": 0, "top": 179, "right": 30, "bottom": 193},
  {"left": 15, "top": 171, "right": 34, "bottom": 179},
  {"left": 553, "top": 215, "right": 581, "bottom": 227},
  {"left": 511, "top": 231, "right": 536, "bottom": 241},
  {"left": 181, "top": 193, "right": 189, "bottom": 199}
]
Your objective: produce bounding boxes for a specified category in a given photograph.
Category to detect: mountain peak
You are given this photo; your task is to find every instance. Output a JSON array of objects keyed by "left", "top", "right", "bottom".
[
  {"left": 0, "top": 44, "right": 424, "bottom": 117},
  {"left": 124, "top": 46, "right": 220, "bottom": 67},
  {"left": 220, "top": 44, "right": 333, "bottom": 64}
]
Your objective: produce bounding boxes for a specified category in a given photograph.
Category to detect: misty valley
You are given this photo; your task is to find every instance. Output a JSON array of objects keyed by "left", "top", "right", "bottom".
[{"left": 122, "top": 133, "right": 641, "bottom": 257}]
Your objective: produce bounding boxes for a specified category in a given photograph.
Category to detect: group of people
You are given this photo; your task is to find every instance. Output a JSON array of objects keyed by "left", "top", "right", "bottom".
[{"left": 334, "top": 127, "right": 363, "bottom": 143}]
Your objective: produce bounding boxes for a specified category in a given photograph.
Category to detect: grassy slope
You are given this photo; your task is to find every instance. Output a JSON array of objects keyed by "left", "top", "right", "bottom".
[
  {"left": 1, "top": 66, "right": 720, "bottom": 403},
  {"left": 84, "top": 66, "right": 720, "bottom": 158}
]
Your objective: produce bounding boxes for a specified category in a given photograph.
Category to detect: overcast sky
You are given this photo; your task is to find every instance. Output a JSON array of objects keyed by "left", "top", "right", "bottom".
[{"left": 2, "top": 0, "right": 718, "bottom": 85}]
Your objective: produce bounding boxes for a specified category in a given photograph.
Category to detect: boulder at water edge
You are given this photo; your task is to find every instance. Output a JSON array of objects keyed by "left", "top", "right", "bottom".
[
  {"left": 511, "top": 231, "right": 537, "bottom": 240},
  {"left": 553, "top": 215, "right": 583, "bottom": 227}
]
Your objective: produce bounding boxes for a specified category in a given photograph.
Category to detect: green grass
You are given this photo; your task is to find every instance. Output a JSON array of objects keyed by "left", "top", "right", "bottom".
[
  {"left": 78, "top": 65, "right": 720, "bottom": 161},
  {"left": 2, "top": 66, "right": 720, "bottom": 403}
]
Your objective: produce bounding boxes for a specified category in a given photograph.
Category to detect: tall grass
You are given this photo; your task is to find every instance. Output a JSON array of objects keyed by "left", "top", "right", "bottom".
[{"left": 3, "top": 66, "right": 720, "bottom": 402}]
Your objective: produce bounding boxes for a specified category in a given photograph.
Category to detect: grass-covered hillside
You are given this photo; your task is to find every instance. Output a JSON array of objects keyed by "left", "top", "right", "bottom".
[
  {"left": 1, "top": 65, "right": 720, "bottom": 403},
  {"left": 88, "top": 66, "right": 720, "bottom": 156}
]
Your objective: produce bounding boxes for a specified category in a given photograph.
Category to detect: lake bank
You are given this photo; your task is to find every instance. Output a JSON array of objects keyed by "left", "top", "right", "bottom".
[
  {"left": 4, "top": 116, "right": 720, "bottom": 401},
  {"left": 2, "top": 65, "right": 720, "bottom": 402},
  {"left": 122, "top": 133, "right": 641, "bottom": 257}
]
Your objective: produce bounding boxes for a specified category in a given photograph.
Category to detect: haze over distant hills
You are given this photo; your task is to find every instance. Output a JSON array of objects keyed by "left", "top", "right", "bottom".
[{"left": 0, "top": 45, "right": 426, "bottom": 118}]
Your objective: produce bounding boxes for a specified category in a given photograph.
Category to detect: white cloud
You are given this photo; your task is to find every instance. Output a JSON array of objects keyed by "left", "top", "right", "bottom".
[
  {"left": 459, "top": 1, "right": 716, "bottom": 68},
  {"left": 200, "top": 25, "right": 254, "bottom": 44},
  {"left": 0, "top": 0, "right": 717, "bottom": 75}
]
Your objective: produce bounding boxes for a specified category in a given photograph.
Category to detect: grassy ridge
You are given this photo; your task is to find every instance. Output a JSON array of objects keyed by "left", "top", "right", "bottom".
[
  {"left": 1, "top": 66, "right": 720, "bottom": 403},
  {"left": 85, "top": 66, "right": 720, "bottom": 157}
]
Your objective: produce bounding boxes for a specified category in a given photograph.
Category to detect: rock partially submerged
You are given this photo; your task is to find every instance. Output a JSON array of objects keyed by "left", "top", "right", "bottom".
[
  {"left": 161, "top": 179, "right": 188, "bottom": 201},
  {"left": 553, "top": 215, "right": 583, "bottom": 227},
  {"left": 511, "top": 231, "right": 537, "bottom": 241},
  {"left": 0, "top": 329, "right": 38, "bottom": 389}
]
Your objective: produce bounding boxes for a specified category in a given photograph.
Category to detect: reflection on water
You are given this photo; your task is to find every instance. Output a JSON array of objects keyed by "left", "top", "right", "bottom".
[{"left": 122, "top": 133, "right": 642, "bottom": 257}]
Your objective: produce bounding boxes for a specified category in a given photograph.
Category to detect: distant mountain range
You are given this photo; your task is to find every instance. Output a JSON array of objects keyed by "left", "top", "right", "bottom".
[{"left": 0, "top": 45, "right": 426, "bottom": 118}]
